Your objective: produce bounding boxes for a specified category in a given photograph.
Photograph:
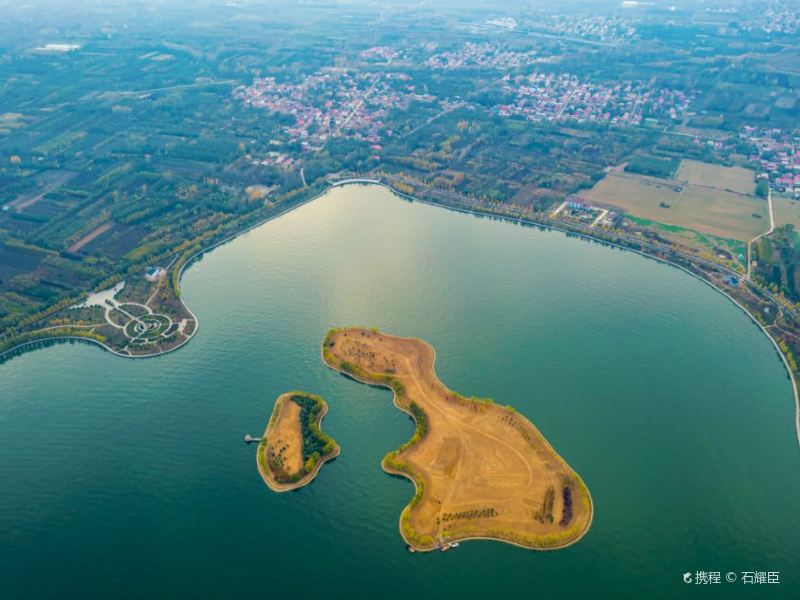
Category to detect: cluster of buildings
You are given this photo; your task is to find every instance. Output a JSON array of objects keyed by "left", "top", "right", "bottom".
[
  {"left": 425, "top": 42, "right": 538, "bottom": 71},
  {"left": 359, "top": 46, "right": 400, "bottom": 63},
  {"left": 523, "top": 14, "right": 637, "bottom": 43},
  {"left": 235, "top": 69, "right": 436, "bottom": 151},
  {"left": 712, "top": 1, "right": 800, "bottom": 35},
  {"left": 495, "top": 72, "right": 693, "bottom": 126},
  {"left": 554, "top": 197, "right": 619, "bottom": 227},
  {"left": 742, "top": 127, "right": 800, "bottom": 196},
  {"left": 758, "top": 8, "right": 800, "bottom": 34},
  {"left": 251, "top": 151, "right": 298, "bottom": 170},
  {"left": 750, "top": 2, "right": 800, "bottom": 35},
  {"left": 485, "top": 17, "right": 518, "bottom": 31},
  {"left": 237, "top": 40, "right": 697, "bottom": 156},
  {"left": 235, "top": 42, "right": 795, "bottom": 198},
  {"left": 144, "top": 266, "right": 165, "bottom": 282}
]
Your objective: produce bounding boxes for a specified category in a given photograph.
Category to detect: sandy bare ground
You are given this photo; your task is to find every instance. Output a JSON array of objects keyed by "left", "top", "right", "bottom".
[
  {"left": 322, "top": 328, "right": 593, "bottom": 551},
  {"left": 67, "top": 222, "right": 113, "bottom": 253}
]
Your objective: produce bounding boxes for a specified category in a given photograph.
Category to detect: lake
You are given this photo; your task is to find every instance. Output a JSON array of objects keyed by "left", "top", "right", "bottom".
[{"left": 2, "top": 184, "right": 798, "bottom": 598}]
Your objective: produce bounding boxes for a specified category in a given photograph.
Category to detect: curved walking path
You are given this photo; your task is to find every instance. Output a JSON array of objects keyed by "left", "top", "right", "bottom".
[
  {"left": 0, "top": 192, "right": 322, "bottom": 363},
  {"left": 747, "top": 188, "right": 775, "bottom": 280}
]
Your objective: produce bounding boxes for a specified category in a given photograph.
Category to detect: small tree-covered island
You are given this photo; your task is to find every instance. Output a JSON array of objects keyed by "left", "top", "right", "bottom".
[
  {"left": 257, "top": 392, "right": 339, "bottom": 492},
  {"left": 322, "top": 327, "right": 593, "bottom": 552}
]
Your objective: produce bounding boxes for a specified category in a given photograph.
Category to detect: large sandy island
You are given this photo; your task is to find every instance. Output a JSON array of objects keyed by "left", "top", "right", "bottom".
[
  {"left": 322, "top": 327, "right": 593, "bottom": 551},
  {"left": 257, "top": 392, "right": 339, "bottom": 492}
]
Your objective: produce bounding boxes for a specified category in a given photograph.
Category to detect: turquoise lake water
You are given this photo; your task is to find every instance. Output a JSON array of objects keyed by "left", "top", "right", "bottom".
[{"left": 1, "top": 185, "right": 798, "bottom": 599}]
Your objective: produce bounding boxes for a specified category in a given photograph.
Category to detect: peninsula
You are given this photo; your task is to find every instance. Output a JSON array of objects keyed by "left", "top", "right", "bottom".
[
  {"left": 322, "top": 327, "right": 593, "bottom": 551},
  {"left": 257, "top": 392, "right": 339, "bottom": 492}
]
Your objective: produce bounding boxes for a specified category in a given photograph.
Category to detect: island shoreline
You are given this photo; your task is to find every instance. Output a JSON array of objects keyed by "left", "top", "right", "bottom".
[
  {"left": 321, "top": 328, "right": 594, "bottom": 551},
  {"left": 257, "top": 392, "right": 340, "bottom": 493},
  {"left": 4, "top": 181, "right": 797, "bottom": 449}
]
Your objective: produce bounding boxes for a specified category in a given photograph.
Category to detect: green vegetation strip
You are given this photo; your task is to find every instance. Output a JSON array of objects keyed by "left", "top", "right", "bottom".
[{"left": 258, "top": 391, "right": 339, "bottom": 492}]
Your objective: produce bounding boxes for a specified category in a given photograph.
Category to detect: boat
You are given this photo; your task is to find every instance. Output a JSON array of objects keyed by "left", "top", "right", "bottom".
[
  {"left": 406, "top": 545, "right": 416, "bottom": 553},
  {"left": 450, "top": 542, "right": 460, "bottom": 548},
  {"left": 440, "top": 543, "right": 451, "bottom": 552}
]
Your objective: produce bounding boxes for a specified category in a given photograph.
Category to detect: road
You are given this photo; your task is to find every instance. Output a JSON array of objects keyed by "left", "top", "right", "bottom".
[
  {"left": 333, "top": 57, "right": 393, "bottom": 139},
  {"left": 104, "top": 80, "right": 237, "bottom": 98},
  {"left": 747, "top": 188, "right": 775, "bottom": 280},
  {"left": 402, "top": 74, "right": 505, "bottom": 139}
]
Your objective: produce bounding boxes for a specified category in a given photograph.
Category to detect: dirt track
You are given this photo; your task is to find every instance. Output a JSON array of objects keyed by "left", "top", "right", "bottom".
[{"left": 323, "top": 327, "right": 593, "bottom": 551}]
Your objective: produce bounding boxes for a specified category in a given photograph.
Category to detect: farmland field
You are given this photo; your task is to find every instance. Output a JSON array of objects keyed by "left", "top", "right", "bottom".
[
  {"left": 582, "top": 170, "right": 768, "bottom": 241},
  {"left": 773, "top": 196, "right": 800, "bottom": 230},
  {"left": 675, "top": 159, "right": 756, "bottom": 195}
]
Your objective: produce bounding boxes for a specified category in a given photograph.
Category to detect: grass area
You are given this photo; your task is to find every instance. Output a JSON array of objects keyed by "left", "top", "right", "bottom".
[
  {"left": 0, "top": 112, "right": 29, "bottom": 130},
  {"left": 625, "top": 154, "right": 680, "bottom": 179},
  {"left": 33, "top": 129, "right": 87, "bottom": 155},
  {"left": 753, "top": 226, "right": 800, "bottom": 302},
  {"left": 626, "top": 213, "right": 748, "bottom": 266}
]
